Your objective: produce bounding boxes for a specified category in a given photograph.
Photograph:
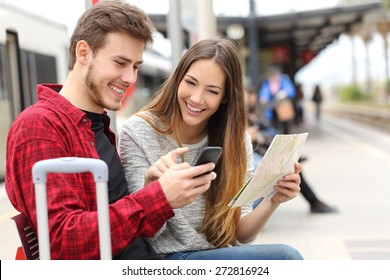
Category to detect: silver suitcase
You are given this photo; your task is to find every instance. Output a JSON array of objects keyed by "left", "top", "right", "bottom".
[{"left": 32, "top": 157, "right": 112, "bottom": 259}]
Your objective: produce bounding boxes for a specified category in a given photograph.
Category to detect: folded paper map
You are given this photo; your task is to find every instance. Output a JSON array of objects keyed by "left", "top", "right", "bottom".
[{"left": 229, "top": 133, "right": 308, "bottom": 208}]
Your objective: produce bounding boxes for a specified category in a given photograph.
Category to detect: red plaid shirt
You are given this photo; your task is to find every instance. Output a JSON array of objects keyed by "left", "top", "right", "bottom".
[{"left": 6, "top": 84, "right": 174, "bottom": 259}]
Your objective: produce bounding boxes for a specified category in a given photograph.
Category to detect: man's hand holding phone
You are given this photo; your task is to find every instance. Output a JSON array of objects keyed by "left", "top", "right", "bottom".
[
  {"left": 149, "top": 146, "right": 222, "bottom": 209},
  {"left": 144, "top": 147, "right": 189, "bottom": 186}
]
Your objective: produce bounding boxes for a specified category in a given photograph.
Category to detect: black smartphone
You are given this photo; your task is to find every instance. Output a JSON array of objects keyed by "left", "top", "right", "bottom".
[
  {"left": 194, "top": 146, "right": 223, "bottom": 166},
  {"left": 193, "top": 146, "right": 222, "bottom": 178}
]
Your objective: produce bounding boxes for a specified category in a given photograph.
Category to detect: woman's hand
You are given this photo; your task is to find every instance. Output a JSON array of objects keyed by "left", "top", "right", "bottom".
[
  {"left": 144, "top": 147, "right": 189, "bottom": 186},
  {"left": 271, "top": 162, "right": 302, "bottom": 204}
]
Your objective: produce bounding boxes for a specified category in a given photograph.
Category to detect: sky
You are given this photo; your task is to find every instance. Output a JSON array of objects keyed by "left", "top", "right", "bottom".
[{"left": 1, "top": 0, "right": 384, "bottom": 96}]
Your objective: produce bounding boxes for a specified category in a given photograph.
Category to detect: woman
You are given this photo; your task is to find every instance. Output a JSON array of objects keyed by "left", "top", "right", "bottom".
[{"left": 119, "top": 38, "right": 303, "bottom": 260}]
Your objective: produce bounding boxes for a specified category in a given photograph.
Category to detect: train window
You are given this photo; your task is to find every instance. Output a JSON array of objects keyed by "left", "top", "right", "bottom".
[
  {"left": 0, "top": 44, "right": 12, "bottom": 180},
  {"left": 19, "top": 50, "right": 58, "bottom": 107},
  {"left": 1, "top": 31, "right": 59, "bottom": 117},
  {"left": 0, "top": 44, "right": 10, "bottom": 100},
  {"left": 35, "top": 53, "right": 57, "bottom": 83},
  {"left": 6, "top": 30, "right": 24, "bottom": 119},
  {"left": 19, "top": 50, "right": 33, "bottom": 107}
]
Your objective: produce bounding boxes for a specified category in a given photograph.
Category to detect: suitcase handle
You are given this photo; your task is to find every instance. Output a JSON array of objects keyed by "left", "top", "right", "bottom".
[
  {"left": 32, "top": 157, "right": 108, "bottom": 184},
  {"left": 32, "top": 157, "right": 111, "bottom": 260}
]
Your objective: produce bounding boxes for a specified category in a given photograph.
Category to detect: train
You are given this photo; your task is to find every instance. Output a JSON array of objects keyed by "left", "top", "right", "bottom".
[{"left": 0, "top": 2, "right": 171, "bottom": 180}]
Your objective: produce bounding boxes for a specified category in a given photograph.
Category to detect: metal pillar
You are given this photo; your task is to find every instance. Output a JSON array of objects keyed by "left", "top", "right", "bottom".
[
  {"left": 248, "top": 0, "right": 260, "bottom": 89},
  {"left": 168, "top": 0, "right": 183, "bottom": 68},
  {"left": 350, "top": 35, "right": 357, "bottom": 85},
  {"left": 196, "top": 0, "right": 217, "bottom": 40}
]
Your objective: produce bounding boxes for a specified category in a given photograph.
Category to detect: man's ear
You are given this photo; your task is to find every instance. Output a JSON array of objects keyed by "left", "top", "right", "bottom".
[{"left": 75, "top": 40, "right": 90, "bottom": 65}]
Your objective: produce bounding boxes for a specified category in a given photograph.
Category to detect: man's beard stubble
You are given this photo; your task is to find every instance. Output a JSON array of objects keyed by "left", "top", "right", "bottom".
[{"left": 85, "top": 62, "right": 121, "bottom": 111}]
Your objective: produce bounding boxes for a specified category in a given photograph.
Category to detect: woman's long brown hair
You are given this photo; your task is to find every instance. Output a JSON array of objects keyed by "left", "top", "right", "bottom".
[{"left": 137, "top": 38, "right": 248, "bottom": 247}]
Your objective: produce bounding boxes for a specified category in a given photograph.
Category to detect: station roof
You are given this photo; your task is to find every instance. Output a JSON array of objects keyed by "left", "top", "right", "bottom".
[
  {"left": 149, "top": 1, "right": 382, "bottom": 73},
  {"left": 219, "top": 2, "right": 381, "bottom": 65}
]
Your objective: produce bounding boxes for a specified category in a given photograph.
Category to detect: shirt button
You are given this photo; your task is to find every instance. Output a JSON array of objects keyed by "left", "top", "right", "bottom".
[
  {"left": 90, "top": 141, "right": 94, "bottom": 146},
  {"left": 83, "top": 118, "right": 88, "bottom": 123}
]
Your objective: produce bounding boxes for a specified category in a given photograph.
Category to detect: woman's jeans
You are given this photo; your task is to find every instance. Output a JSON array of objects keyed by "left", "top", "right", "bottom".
[{"left": 165, "top": 244, "right": 303, "bottom": 260}]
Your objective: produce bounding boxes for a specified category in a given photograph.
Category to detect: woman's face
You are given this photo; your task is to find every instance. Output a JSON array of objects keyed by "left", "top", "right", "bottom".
[{"left": 177, "top": 59, "right": 226, "bottom": 135}]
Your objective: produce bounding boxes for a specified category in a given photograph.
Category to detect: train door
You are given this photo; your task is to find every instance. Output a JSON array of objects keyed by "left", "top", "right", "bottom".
[
  {"left": 6, "top": 30, "right": 25, "bottom": 119},
  {"left": 0, "top": 30, "right": 24, "bottom": 180}
]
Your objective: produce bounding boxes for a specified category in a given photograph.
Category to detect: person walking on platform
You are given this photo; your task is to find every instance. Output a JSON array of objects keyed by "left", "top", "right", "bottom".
[{"left": 312, "top": 84, "right": 323, "bottom": 121}]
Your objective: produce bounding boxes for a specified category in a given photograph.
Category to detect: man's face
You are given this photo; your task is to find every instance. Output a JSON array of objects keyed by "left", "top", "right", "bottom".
[{"left": 84, "top": 32, "right": 145, "bottom": 113}]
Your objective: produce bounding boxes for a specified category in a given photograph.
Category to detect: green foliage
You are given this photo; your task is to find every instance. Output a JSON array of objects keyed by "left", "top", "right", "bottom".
[
  {"left": 383, "top": 0, "right": 390, "bottom": 9},
  {"left": 339, "top": 85, "right": 365, "bottom": 102}
]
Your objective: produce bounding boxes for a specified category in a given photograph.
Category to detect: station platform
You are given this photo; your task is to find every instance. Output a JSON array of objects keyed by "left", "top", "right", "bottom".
[{"left": 1, "top": 104, "right": 389, "bottom": 260}]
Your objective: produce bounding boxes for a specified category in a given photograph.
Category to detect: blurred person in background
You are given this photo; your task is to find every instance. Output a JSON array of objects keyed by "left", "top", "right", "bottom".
[
  {"left": 294, "top": 83, "right": 305, "bottom": 124},
  {"left": 258, "top": 66, "right": 296, "bottom": 134},
  {"left": 312, "top": 84, "right": 323, "bottom": 121}
]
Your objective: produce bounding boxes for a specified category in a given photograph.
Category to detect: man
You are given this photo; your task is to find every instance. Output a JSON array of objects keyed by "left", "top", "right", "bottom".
[{"left": 5, "top": 0, "right": 216, "bottom": 259}]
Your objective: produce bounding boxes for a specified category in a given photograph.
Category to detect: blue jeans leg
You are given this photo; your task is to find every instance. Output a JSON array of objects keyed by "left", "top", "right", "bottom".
[
  {"left": 252, "top": 197, "right": 264, "bottom": 209},
  {"left": 253, "top": 152, "right": 262, "bottom": 169},
  {"left": 165, "top": 244, "right": 303, "bottom": 260}
]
